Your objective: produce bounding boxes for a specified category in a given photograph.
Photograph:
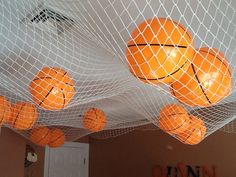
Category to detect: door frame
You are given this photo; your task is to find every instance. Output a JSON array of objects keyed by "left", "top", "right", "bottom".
[{"left": 44, "top": 142, "right": 89, "bottom": 177}]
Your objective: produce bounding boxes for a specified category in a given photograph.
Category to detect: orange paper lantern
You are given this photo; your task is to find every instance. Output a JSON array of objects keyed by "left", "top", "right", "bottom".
[
  {"left": 83, "top": 108, "right": 106, "bottom": 132},
  {"left": 0, "top": 96, "right": 12, "bottom": 125},
  {"left": 159, "top": 104, "right": 190, "bottom": 135},
  {"left": 29, "top": 67, "right": 75, "bottom": 110},
  {"left": 126, "top": 18, "right": 195, "bottom": 84},
  {"left": 29, "top": 126, "right": 51, "bottom": 147},
  {"left": 9, "top": 102, "right": 38, "bottom": 130},
  {"left": 171, "top": 48, "right": 232, "bottom": 107},
  {"left": 48, "top": 128, "right": 65, "bottom": 148},
  {"left": 177, "top": 115, "right": 206, "bottom": 145}
]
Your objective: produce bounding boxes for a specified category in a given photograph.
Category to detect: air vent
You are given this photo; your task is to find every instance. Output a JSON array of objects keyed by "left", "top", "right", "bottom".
[{"left": 22, "top": 4, "right": 74, "bottom": 35}]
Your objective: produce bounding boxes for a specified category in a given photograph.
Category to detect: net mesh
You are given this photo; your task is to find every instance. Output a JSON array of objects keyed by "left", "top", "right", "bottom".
[{"left": 0, "top": 0, "right": 236, "bottom": 145}]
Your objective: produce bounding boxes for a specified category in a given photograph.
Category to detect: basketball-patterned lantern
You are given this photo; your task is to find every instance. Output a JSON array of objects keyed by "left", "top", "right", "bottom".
[
  {"left": 126, "top": 18, "right": 195, "bottom": 84},
  {"left": 29, "top": 127, "right": 51, "bottom": 147},
  {"left": 83, "top": 108, "right": 106, "bottom": 132},
  {"left": 29, "top": 67, "right": 75, "bottom": 111},
  {"left": 159, "top": 104, "right": 190, "bottom": 135},
  {"left": 8, "top": 102, "right": 38, "bottom": 130},
  {"left": 0, "top": 96, "right": 12, "bottom": 125},
  {"left": 48, "top": 128, "right": 65, "bottom": 148},
  {"left": 177, "top": 115, "right": 206, "bottom": 145},
  {"left": 171, "top": 48, "right": 232, "bottom": 107}
]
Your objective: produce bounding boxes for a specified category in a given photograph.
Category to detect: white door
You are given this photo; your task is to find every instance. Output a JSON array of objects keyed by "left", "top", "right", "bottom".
[{"left": 44, "top": 142, "right": 89, "bottom": 177}]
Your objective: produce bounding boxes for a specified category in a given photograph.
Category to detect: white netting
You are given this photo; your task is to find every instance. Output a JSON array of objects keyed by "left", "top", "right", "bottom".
[{"left": 0, "top": 0, "right": 236, "bottom": 145}]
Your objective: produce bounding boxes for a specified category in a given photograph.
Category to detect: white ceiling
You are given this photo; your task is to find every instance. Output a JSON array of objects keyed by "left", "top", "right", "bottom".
[{"left": 0, "top": 0, "right": 236, "bottom": 137}]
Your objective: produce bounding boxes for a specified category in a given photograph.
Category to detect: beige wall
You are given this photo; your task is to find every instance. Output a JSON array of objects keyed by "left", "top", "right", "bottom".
[
  {"left": 0, "top": 128, "right": 45, "bottom": 177},
  {"left": 0, "top": 127, "right": 25, "bottom": 177},
  {"left": 0, "top": 127, "right": 90, "bottom": 177},
  {"left": 89, "top": 130, "right": 236, "bottom": 177},
  {"left": 3, "top": 125, "right": 235, "bottom": 177},
  {"left": 24, "top": 142, "right": 45, "bottom": 177},
  {"left": 23, "top": 135, "right": 90, "bottom": 177}
]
